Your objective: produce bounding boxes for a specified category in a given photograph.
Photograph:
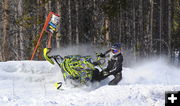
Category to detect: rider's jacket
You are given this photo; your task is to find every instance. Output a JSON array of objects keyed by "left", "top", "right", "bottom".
[{"left": 102, "top": 49, "right": 123, "bottom": 75}]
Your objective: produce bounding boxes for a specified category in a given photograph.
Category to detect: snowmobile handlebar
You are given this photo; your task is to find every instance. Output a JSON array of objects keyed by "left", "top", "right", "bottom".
[
  {"left": 49, "top": 55, "right": 63, "bottom": 60},
  {"left": 49, "top": 55, "right": 64, "bottom": 66}
]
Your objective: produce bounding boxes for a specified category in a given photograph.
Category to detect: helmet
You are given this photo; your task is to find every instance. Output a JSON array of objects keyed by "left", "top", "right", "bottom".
[
  {"left": 111, "top": 43, "right": 121, "bottom": 54},
  {"left": 111, "top": 43, "right": 121, "bottom": 50}
]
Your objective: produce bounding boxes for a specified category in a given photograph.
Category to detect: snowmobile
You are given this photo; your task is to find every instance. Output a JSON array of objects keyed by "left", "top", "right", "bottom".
[{"left": 43, "top": 48, "right": 106, "bottom": 89}]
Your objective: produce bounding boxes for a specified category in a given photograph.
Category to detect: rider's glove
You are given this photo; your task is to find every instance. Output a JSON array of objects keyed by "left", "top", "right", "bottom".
[
  {"left": 96, "top": 53, "right": 105, "bottom": 57},
  {"left": 103, "top": 71, "right": 109, "bottom": 76},
  {"left": 99, "top": 53, "right": 105, "bottom": 57}
]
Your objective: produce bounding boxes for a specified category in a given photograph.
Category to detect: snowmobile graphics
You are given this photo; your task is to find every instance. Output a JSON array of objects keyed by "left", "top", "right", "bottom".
[{"left": 43, "top": 48, "right": 105, "bottom": 89}]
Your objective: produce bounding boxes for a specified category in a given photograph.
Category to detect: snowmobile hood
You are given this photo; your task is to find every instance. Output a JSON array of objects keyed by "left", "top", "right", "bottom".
[{"left": 43, "top": 48, "right": 55, "bottom": 64}]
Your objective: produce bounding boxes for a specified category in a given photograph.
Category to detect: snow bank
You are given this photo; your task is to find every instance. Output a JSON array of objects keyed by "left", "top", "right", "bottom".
[{"left": 0, "top": 58, "right": 179, "bottom": 106}]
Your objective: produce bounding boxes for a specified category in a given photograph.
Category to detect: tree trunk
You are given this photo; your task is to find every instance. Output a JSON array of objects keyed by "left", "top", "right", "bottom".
[
  {"left": 48, "top": 0, "right": 52, "bottom": 11},
  {"left": 14, "top": 1, "right": 20, "bottom": 60},
  {"left": 133, "top": 0, "right": 136, "bottom": 59},
  {"left": 149, "top": 0, "right": 154, "bottom": 54},
  {"left": 159, "top": 0, "right": 162, "bottom": 55},
  {"left": 140, "top": 0, "right": 145, "bottom": 56},
  {"left": 168, "top": 0, "right": 171, "bottom": 58},
  {"left": 119, "top": 4, "right": 122, "bottom": 43},
  {"left": 2, "top": 0, "right": 10, "bottom": 61},
  {"left": 68, "top": 0, "right": 72, "bottom": 45},
  {"left": 75, "top": 0, "right": 79, "bottom": 45},
  {"left": 56, "top": 0, "right": 61, "bottom": 48},
  {"left": 105, "top": 17, "right": 110, "bottom": 47},
  {"left": 18, "top": 0, "right": 24, "bottom": 60}
]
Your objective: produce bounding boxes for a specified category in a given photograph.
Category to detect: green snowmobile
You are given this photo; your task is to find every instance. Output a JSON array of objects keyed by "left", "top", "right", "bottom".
[{"left": 43, "top": 48, "right": 106, "bottom": 89}]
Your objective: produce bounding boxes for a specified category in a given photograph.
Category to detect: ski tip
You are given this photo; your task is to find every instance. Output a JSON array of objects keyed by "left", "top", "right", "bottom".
[{"left": 54, "top": 82, "right": 62, "bottom": 90}]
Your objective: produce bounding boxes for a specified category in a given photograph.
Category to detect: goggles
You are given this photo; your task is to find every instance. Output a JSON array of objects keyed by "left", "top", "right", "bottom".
[{"left": 111, "top": 49, "right": 119, "bottom": 54}]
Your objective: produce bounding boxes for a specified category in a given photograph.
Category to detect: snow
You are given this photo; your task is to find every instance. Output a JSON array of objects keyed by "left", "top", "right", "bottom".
[{"left": 0, "top": 59, "right": 180, "bottom": 106}]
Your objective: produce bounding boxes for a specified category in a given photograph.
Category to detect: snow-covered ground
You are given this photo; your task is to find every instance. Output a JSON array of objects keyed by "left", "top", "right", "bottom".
[{"left": 0, "top": 59, "right": 180, "bottom": 106}]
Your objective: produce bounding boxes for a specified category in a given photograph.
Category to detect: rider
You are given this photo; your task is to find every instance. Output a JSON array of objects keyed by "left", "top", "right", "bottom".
[{"left": 93, "top": 43, "right": 123, "bottom": 85}]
